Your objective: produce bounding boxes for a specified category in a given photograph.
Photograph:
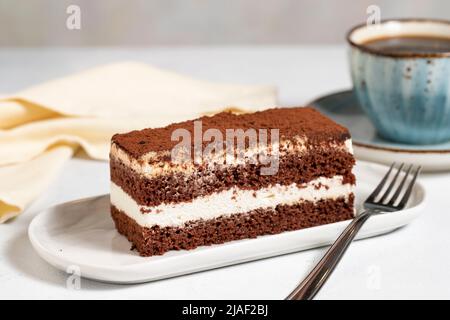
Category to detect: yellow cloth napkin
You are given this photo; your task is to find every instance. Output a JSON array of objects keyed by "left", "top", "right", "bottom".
[{"left": 0, "top": 61, "right": 277, "bottom": 223}]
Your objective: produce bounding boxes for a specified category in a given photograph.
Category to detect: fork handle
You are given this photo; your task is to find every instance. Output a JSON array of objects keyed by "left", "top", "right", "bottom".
[{"left": 286, "top": 210, "right": 375, "bottom": 300}]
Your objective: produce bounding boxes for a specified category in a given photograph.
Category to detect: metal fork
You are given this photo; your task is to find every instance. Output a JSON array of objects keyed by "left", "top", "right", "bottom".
[{"left": 286, "top": 162, "right": 421, "bottom": 300}]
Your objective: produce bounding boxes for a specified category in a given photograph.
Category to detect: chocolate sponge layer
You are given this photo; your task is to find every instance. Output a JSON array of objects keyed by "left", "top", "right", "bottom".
[
  {"left": 110, "top": 149, "right": 355, "bottom": 207},
  {"left": 111, "top": 195, "right": 354, "bottom": 256}
]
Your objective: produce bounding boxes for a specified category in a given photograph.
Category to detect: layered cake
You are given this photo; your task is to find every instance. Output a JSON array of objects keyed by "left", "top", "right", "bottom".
[{"left": 110, "top": 107, "right": 356, "bottom": 256}]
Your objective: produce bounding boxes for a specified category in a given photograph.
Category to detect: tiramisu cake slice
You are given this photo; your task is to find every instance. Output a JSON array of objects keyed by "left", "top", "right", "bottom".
[{"left": 110, "top": 107, "right": 355, "bottom": 256}]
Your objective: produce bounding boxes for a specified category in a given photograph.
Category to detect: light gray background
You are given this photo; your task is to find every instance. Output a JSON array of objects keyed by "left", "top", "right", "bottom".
[{"left": 1, "top": 0, "right": 449, "bottom": 46}]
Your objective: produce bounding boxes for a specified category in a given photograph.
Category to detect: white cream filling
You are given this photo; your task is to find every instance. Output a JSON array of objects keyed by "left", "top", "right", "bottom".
[
  {"left": 110, "top": 176, "right": 354, "bottom": 228},
  {"left": 111, "top": 138, "right": 354, "bottom": 178}
]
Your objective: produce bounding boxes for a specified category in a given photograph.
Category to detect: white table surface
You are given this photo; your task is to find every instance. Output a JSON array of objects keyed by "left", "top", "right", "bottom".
[{"left": 1, "top": 46, "right": 449, "bottom": 300}]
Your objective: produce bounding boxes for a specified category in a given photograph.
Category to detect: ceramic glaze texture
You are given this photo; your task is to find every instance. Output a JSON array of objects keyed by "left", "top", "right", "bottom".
[{"left": 349, "top": 20, "right": 450, "bottom": 145}]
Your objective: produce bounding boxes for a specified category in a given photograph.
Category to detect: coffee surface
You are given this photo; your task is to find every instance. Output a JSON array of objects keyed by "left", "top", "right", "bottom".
[{"left": 363, "top": 35, "right": 450, "bottom": 54}]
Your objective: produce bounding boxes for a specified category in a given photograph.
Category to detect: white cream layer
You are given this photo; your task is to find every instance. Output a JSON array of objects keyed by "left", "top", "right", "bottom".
[{"left": 110, "top": 176, "right": 354, "bottom": 228}]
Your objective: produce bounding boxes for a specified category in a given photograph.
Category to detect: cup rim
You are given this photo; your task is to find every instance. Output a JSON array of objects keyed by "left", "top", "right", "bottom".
[{"left": 347, "top": 18, "right": 450, "bottom": 58}]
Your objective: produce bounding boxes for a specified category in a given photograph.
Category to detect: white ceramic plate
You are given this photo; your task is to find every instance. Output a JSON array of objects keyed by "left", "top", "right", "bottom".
[
  {"left": 28, "top": 161, "right": 426, "bottom": 284},
  {"left": 310, "top": 90, "right": 450, "bottom": 172}
]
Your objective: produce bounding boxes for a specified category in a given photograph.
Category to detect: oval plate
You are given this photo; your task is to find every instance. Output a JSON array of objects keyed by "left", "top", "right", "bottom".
[{"left": 28, "top": 161, "right": 426, "bottom": 284}]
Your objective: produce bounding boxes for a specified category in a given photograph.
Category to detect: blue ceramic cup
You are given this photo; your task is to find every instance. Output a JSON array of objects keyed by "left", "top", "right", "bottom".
[{"left": 348, "top": 19, "right": 450, "bottom": 144}]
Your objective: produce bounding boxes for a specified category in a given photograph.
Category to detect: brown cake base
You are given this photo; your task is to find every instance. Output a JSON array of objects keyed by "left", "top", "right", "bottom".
[{"left": 111, "top": 195, "right": 354, "bottom": 256}]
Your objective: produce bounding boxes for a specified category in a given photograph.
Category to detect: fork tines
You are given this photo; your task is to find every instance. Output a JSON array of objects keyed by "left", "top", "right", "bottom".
[{"left": 366, "top": 162, "right": 421, "bottom": 211}]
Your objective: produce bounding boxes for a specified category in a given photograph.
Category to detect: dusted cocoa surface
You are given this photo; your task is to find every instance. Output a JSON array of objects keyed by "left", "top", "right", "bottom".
[
  {"left": 110, "top": 150, "right": 355, "bottom": 207},
  {"left": 112, "top": 107, "right": 351, "bottom": 159},
  {"left": 111, "top": 195, "right": 354, "bottom": 256}
]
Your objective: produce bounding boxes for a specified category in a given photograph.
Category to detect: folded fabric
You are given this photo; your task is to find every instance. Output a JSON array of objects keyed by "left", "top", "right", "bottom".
[{"left": 0, "top": 61, "right": 277, "bottom": 222}]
